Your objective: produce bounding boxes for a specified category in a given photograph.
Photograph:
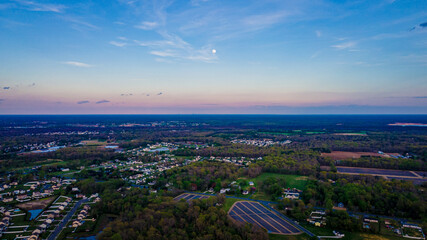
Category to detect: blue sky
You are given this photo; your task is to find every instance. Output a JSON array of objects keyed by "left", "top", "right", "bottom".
[{"left": 0, "top": 0, "right": 426, "bottom": 114}]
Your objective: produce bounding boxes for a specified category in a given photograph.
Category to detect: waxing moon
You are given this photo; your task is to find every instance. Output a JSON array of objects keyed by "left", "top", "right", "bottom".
[{"left": 212, "top": 49, "right": 216, "bottom": 54}]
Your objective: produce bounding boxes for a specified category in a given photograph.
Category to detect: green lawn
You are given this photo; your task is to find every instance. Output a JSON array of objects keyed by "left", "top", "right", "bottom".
[
  {"left": 249, "top": 173, "right": 308, "bottom": 191},
  {"left": 223, "top": 198, "right": 241, "bottom": 212},
  {"left": 269, "top": 233, "right": 310, "bottom": 240},
  {"left": 300, "top": 223, "right": 405, "bottom": 240}
]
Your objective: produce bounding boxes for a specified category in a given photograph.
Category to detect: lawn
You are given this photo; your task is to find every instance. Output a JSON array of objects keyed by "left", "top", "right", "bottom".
[
  {"left": 249, "top": 173, "right": 308, "bottom": 191},
  {"left": 300, "top": 223, "right": 405, "bottom": 240},
  {"left": 223, "top": 198, "right": 241, "bottom": 212},
  {"left": 269, "top": 233, "right": 310, "bottom": 240}
]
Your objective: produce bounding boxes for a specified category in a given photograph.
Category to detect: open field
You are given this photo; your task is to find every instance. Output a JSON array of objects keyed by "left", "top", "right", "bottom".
[
  {"left": 80, "top": 140, "right": 107, "bottom": 146},
  {"left": 333, "top": 133, "right": 368, "bottom": 136},
  {"left": 336, "top": 166, "right": 427, "bottom": 184},
  {"left": 321, "top": 151, "right": 400, "bottom": 160},
  {"left": 268, "top": 233, "right": 310, "bottom": 240},
  {"left": 17, "top": 197, "right": 55, "bottom": 210},
  {"left": 249, "top": 173, "right": 308, "bottom": 190},
  {"left": 244, "top": 173, "right": 307, "bottom": 200},
  {"left": 229, "top": 201, "right": 301, "bottom": 235},
  {"left": 336, "top": 166, "right": 418, "bottom": 177},
  {"left": 301, "top": 223, "right": 406, "bottom": 240}
]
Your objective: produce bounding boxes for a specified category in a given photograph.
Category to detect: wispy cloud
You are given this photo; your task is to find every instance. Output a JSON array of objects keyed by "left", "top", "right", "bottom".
[
  {"left": 332, "top": 41, "right": 357, "bottom": 50},
  {"left": 109, "top": 41, "right": 127, "bottom": 47},
  {"left": 135, "top": 31, "right": 217, "bottom": 62},
  {"left": 77, "top": 100, "right": 89, "bottom": 104},
  {"left": 150, "top": 50, "right": 176, "bottom": 57},
  {"left": 242, "top": 11, "right": 289, "bottom": 30},
  {"left": 96, "top": 100, "right": 110, "bottom": 104},
  {"left": 60, "top": 15, "right": 99, "bottom": 31},
  {"left": 63, "top": 61, "right": 93, "bottom": 68},
  {"left": 13, "top": 0, "right": 66, "bottom": 13},
  {"left": 135, "top": 21, "right": 159, "bottom": 30}
]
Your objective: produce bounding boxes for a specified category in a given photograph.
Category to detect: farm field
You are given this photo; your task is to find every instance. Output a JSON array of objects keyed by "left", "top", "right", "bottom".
[
  {"left": 321, "top": 151, "right": 399, "bottom": 160},
  {"left": 336, "top": 166, "right": 426, "bottom": 177}
]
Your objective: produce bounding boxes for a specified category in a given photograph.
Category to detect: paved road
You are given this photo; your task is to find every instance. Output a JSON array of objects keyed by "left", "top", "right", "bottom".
[{"left": 47, "top": 198, "right": 89, "bottom": 240}]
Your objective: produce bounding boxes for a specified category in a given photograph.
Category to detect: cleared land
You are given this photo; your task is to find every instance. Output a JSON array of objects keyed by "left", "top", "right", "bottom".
[
  {"left": 229, "top": 201, "right": 301, "bottom": 235},
  {"left": 336, "top": 166, "right": 427, "bottom": 183},
  {"left": 333, "top": 133, "right": 367, "bottom": 136},
  {"left": 321, "top": 151, "right": 399, "bottom": 160},
  {"left": 17, "top": 197, "right": 55, "bottom": 210}
]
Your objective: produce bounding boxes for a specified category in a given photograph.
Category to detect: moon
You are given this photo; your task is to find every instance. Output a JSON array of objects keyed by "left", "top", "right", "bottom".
[{"left": 212, "top": 49, "right": 216, "bottom": 54}]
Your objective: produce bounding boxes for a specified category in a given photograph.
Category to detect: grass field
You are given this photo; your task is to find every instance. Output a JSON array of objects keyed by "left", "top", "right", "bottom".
[
  {"left": 300, "top": 223, "right": 405, "bottom": 240},
  {"left": 223, "top": 198, "right": 241, "bottom": 212},
  {"left": 80, "top": 140, "right": 107, "bottom": 146},
  {"left": 268, "top": 233, "right": 309, "bottom": 240},
  {"left": 235, "top": 173, "right": 308, "bottom": 201},
  {"left": 249, "top": 173, "right": 308, "bottom": 190}
]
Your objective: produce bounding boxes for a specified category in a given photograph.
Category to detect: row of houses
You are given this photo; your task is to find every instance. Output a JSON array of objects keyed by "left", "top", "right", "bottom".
[
  {"left": 1, "top": 178, "right": 76, "bottom": 203},
  {"left": 72, "top": 204, "right": 91, "bottom": 228}
]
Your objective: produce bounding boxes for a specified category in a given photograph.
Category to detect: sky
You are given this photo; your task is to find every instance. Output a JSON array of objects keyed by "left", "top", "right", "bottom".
[{"left": 0, "top": 0, "right": 426, "bottom": 114}]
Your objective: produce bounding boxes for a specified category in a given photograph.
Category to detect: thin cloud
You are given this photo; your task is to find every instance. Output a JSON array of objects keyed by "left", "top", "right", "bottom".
[
  {"left": 77, "top": 100, "right": 89, "bottom": 104},
  {"left": 331, "top": 41, "right": 357, "bottom": 50},
  {"left": 315, "top": 30, "right": 322, "bottom": 37},
  {"left": 150, "top": 50, "right": 176, "bottom": 57},
  {"left": 109, "top": 41, "right": 127, "bottom": 47},
  {"left": 242, "top": 11, "right": 289, "bottom": 30},
  {"left": 63, "top": 61, "right": 93, "bottom": 68},
  {"left": 135, "top": 21, "right": 159, "bottom": 30},
  {"left": 13, "top": 0, "right": 66, "bottom": 13},
  {"left": 96, "top": 100, "right": 110, "bottom": 104},
  {"left": 135, "top": 31, "right": 217, "bottom": 62},
  {"left": 60, "top": 16, "right": 99, "bottom": 31}
]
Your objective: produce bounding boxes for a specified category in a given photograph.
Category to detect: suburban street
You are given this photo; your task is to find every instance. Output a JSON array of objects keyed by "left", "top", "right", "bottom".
[{"left": 47, "top": 198, "right": 89, "bottom": 240}]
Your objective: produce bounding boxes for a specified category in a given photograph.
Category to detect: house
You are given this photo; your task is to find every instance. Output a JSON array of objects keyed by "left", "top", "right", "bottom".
[
  {"left": 249, "top": 182, "right": 254, "bottom": 186},
  {"left": 2, "top": 198, "right": 13, "bottom": 203},
  {"left": 242, "top": 190, "right": 249, "bottom": 195},
  {"left": 284, "top": 190, "right": 300, "bottom": 199},
  {"left": 72, "top": 221, "right": 81, "bottom": 227},
  {"left": 220, "top": 188, "right": 230, "bottom": 194}
]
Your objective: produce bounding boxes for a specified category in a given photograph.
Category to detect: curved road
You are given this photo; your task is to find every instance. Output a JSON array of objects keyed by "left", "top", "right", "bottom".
[{"left": 47, "top": 198, "right": 89, "bottom": 240}]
